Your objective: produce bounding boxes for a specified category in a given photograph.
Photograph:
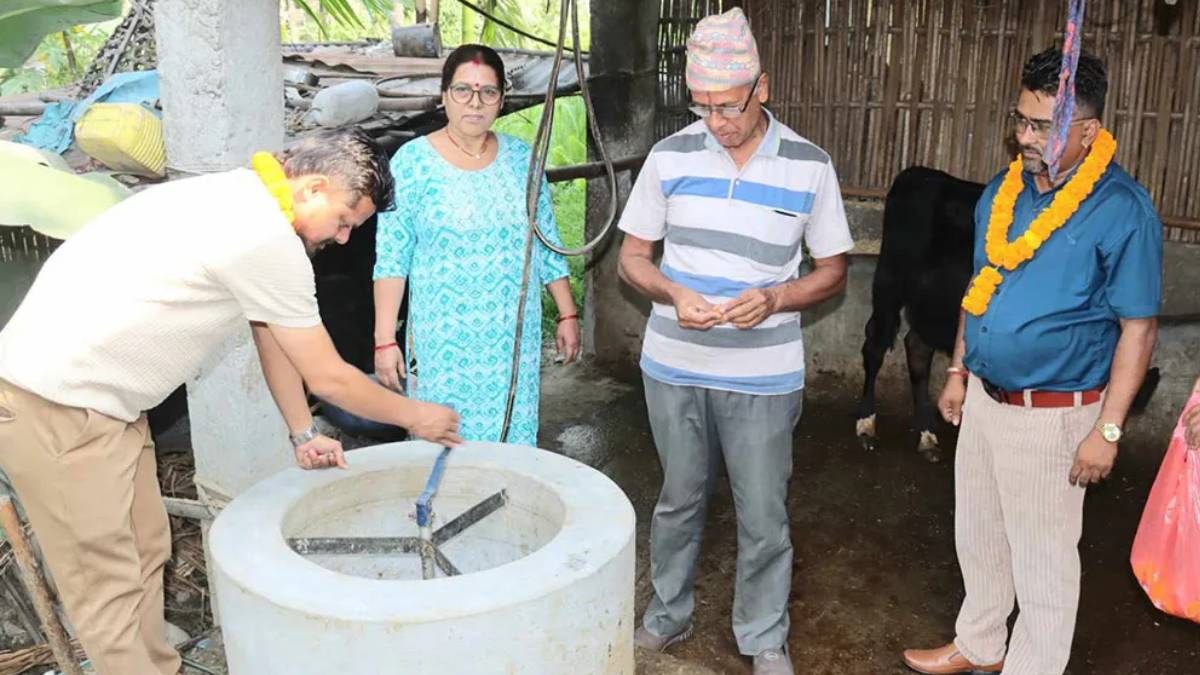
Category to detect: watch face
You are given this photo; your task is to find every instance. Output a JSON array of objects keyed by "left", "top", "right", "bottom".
[{"left": 1101, "top": 424, "right": 1121, "bottom": 442}]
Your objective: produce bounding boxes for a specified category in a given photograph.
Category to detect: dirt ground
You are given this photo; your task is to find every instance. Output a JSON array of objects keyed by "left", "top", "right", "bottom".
[{"left": 539, "top": 362, "right": 1200, "bottom": 675}]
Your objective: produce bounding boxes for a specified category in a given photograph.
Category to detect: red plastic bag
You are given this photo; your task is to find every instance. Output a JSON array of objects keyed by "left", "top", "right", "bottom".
[{"left": 1130, "top": 388, "right": 1200, "bottom": 623}]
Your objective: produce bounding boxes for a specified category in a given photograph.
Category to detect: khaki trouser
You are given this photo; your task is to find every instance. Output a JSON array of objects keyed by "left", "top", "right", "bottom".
[
  {"left": 0, "top": 379, "right": 180, "bottom": 675},
  {"left": 953, "top": 375, "right": 1100, "bottom": 675}
]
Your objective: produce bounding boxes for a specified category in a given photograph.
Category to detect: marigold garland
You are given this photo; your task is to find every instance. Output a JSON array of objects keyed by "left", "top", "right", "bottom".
[
  {"left": 251, "top": 151, "right": 295, "bottom": 224},
  {"left": 961, "top": 128, "right": 1117, "bottom": 317}
]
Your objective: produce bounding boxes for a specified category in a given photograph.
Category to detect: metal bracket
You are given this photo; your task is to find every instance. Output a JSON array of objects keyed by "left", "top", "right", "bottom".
[{"left": 286, "top": 489, "right": 508, "bottom": 579}]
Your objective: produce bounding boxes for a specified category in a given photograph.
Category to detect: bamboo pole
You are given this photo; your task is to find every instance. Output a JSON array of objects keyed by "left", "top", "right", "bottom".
[{"left": 0, "top": 497, "right": 84, "bottom": 675}]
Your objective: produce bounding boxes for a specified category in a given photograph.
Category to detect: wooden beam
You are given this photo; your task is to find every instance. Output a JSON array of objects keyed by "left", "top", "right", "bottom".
[{"left": 0, "top": 102, "right": 48, "bottom": 116}]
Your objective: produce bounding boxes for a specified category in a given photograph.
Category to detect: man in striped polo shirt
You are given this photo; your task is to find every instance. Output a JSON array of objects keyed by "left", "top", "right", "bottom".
[{"left": 618, "top": 9, "right": 853, "bottom": 674}]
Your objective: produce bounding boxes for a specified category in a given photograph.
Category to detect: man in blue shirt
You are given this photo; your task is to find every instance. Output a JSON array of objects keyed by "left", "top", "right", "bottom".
[{"left": 902, "top": 47, "right": 1161, "bottom": 675}]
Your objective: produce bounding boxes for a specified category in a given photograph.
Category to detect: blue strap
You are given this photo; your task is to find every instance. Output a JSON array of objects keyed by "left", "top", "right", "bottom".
[{"left": 415, "top": 448, "right": 451, "bottom": 527}]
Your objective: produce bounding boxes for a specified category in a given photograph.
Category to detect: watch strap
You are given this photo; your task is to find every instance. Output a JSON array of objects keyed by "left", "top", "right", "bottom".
[{"left": 290, "top": 423, "right": 319, "bottom": 448}]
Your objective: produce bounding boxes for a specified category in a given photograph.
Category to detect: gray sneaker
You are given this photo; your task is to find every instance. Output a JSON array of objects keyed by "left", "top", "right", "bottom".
[
  {"left": 633, "top": 623, "right": 693, "bottom": 652},
  {"left": 753, "top": 647, "right": 794, "bottom": 675}
]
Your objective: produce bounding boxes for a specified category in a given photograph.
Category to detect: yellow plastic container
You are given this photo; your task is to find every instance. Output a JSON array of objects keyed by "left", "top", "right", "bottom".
[{"left": 74, "top": 103, "right": 166, "bottom": 177}]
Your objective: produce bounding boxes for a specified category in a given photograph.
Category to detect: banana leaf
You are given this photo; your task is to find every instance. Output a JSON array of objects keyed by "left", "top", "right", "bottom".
[
  {"left": 0, "top": 140, "right": 130, "bottom": 239},
  {"left": 287, "top": 0, "right": 397, "bottom": 35},
  {"left": 0, "top": 0, "right": 123, "bottom": 68}
]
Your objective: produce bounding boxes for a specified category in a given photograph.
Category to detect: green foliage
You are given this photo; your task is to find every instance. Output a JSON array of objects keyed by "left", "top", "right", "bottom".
[
  {"left": 280, "top": 0, "right": 397, "bottom": 42},
  {"left": 0, "top": 22, "right": 114, "bottom": 95},
  {"left": 281, "top": 0, "right": 591, "bottom": 50},
  {"left": 2, "top": 1, "right": 592, "bottom": 94},
  {"left": 286, "top": 0, "right": 398, "bottom": 35},
  {"left": 493, "top": 97, "right": 587, "bottom": 337},
  {"left": 0, "top": 0, "right": 121, "bottom": 68},
  {"left": 438, "top": 0, "right": 590, "bottom": 51}
]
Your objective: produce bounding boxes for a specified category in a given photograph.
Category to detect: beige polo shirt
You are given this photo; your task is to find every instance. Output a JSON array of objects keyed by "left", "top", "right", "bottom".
[{"left": 0, "top": 169, "right": 320, "bottom": 422}]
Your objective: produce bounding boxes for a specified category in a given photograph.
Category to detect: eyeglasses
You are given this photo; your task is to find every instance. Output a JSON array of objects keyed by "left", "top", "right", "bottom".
[
  {"left": 447, "top": 83, "right": 503, "bottom": 106},
  {"left": 1008, "top": 110, "right": 1094, "bottom": 139},
  {"left": 689, "top": 74, "right": 763, "bottom": 119}
]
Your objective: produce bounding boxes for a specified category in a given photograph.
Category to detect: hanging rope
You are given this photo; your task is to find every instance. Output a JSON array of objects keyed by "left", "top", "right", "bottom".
[
  {"left": 498, "top": 0, "right": 618, "bottom": 442},
  {"left": 1044, "top": 0, "right": 1087, "bottom": 183}
]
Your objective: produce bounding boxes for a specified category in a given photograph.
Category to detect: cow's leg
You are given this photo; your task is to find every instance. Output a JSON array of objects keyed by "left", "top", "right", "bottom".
[
  {"left": 857, "top": 316, "right": 887, "bottom": 450},
  {"left": 858, "top": 266, "right": 903, "bottom": 450},
  {"left": 904, "top": 328, "right": 941, "bottom": 462}
]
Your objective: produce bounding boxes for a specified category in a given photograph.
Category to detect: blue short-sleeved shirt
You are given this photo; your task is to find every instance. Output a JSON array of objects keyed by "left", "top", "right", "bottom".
[{"left": 964, "top": 162, "right": 1162, "bottom": 391}]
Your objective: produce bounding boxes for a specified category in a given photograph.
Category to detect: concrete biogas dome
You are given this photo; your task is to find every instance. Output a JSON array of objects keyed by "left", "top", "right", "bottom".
[{"left": 209, "top": 442, "right": 636, "bottom": 675}]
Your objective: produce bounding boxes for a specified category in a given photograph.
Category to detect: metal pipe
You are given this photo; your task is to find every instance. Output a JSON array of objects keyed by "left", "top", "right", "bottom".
[
  {"left": 418, "top": 526, "right": 436, "bottom": 579},
  {"left": 414, "top": 448, "right": 451, "bottom": 580}
]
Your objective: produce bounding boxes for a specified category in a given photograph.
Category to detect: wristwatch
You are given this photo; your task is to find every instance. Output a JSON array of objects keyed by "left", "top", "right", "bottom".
[
  {"left": 289, "top": 423, "right": 319, "bottom": 448},
  {"left": 1096, "top": 421, "right": 1123, "bottom": 443}
]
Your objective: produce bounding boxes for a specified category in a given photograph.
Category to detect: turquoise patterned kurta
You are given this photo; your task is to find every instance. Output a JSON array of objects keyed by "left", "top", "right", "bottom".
[{"left": 373, "top": 133, "right": 569, "bottom": 447}]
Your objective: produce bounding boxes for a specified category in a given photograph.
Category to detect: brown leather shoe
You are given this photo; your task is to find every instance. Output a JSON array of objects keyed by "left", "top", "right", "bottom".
[{"left": 902, "top": 643, "right": 1003, "bottom": 674}]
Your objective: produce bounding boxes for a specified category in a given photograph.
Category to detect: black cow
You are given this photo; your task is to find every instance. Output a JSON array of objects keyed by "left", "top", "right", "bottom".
[
  {"left": 856, "top": 166, "right": 1158, "bottom": 462},
  {"left": 856, "top": 167, "right": 981, "bottom": 461}
]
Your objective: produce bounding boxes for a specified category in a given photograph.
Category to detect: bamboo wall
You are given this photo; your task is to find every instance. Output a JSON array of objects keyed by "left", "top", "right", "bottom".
[
  {"left": 735, "top": 0, "right": 1200, "bottom": 239},
  {"left": 658, "top": 0, "right": 731, "bottom": 137},
  {"left": 0, "top": 226, "right": 60, "bottom": 263}
]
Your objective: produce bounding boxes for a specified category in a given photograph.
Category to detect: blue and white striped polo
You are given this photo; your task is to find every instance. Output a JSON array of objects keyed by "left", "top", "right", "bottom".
[{"left": 618, "top": 111, "right": 854, "bottom": 395}]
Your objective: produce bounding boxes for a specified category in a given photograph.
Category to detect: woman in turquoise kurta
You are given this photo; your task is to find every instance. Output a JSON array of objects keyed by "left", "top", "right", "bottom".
[{"left": 372, "top": 44, "right": 579, "bottom": 447}]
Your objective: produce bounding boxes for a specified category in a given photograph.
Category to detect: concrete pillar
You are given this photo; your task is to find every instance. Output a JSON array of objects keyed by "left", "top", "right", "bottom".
[
  {"left": 156, "top": 0, "right": 284, "bottom": 173},
  {"left": 155, "top": 0, "right": 287, "bottom": 624},
  {"left": 185, "top": 327, "right": 296, "bottom": 504},
  {"left": 583, "top": 0, "right": 660, "bottom": 368},
  {"left": 155, "top": 0, "right": 290, "bottom": 504}
]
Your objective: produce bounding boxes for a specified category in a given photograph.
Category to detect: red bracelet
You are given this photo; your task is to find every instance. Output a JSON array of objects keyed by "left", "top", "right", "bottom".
[
  {"left": 374, "top": 342, "right": 398, "bottom": 352},
  {"left": 557, "top": 314, "right": 578, "bottom": 324}
]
